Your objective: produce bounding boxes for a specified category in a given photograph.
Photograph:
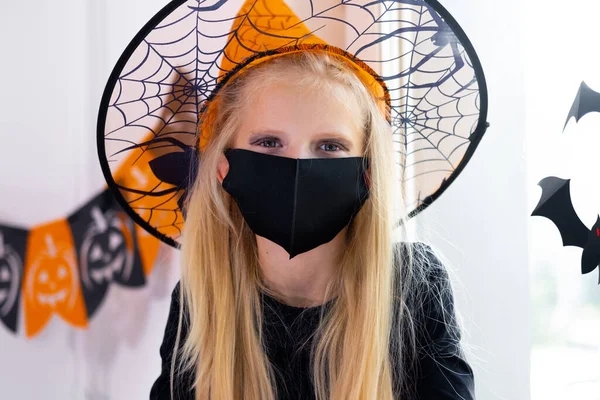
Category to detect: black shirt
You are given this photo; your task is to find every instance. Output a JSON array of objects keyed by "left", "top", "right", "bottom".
[{"left": 150, "top": 243, "right": 475, "bottom": 399}]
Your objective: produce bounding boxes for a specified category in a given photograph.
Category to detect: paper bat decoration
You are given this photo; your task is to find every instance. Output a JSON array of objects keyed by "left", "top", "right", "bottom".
[
  {"left": 564, "top": 81, "right": 600, "bottom": 130},
  {"left": 531, "top": 176, "right": 600, "bottom": 282}
]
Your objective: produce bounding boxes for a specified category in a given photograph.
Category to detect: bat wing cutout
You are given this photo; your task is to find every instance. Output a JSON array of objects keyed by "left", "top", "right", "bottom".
[
  {"left": 532, "top": 176, "right": 600, "bottom": 282},
  {"left": 582, "top": 216, "right": 600, "bottom": 278},
  {"left": 531, "top": 177, "right": 589, "bottom": 248},
  {"left": 564, "top": 81, "right": 600, "bottom": 131}
]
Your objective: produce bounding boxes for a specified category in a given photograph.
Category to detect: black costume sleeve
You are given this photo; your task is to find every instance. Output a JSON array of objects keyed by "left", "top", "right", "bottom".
[
  {"left": 149, "top": 282, "right": 194, "bottom": 400},
  {"left": 413, "top": 243, "right": 475, "bottom": 400}
]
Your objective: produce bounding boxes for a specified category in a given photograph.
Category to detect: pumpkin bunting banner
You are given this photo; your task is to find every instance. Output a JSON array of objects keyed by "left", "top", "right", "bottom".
[{"left": 0, "top": 188, "right": 161, "bottom": 338}]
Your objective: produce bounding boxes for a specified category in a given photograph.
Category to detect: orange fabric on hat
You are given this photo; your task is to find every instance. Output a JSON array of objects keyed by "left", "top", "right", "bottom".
[
  {"left": 197, "top": 0, "right": 389, "bottom": 151},
  {"left": 111, "top": 136, "right": 168, "bottom": 273},
  {"left": 112, "top": 136, "right": 184, "bottom": 243},
  {"left": 134, "top": 224, "right": 161, "bottom": 277}
]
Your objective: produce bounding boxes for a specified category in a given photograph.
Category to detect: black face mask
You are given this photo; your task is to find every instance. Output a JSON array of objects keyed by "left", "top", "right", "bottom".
[{"left": 221, "top": 148, "right": 370, "bottom": 259}]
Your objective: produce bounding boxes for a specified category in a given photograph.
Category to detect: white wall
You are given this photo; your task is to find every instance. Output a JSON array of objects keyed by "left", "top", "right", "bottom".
[
  {"left": 0, "top": 1, "right": 529, "bottom": 399},
  {"left": 0, "top": 1, "right": 180, "bottom": 399}
]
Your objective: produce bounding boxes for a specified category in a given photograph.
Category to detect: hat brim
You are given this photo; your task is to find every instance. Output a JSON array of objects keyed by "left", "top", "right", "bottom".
[{"left": 98, "top": 0, "right": 488, "bottom": 248}]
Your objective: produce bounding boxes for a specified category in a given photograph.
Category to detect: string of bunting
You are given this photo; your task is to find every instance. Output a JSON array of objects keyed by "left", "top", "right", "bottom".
[{"left": 0, "top": 186, "right": 162, "bottom": 339}]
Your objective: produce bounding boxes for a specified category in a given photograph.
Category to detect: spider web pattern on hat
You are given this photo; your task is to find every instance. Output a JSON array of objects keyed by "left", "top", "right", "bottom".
[{"left": 98, "top": 0, "right": 488, "bottom": 248}]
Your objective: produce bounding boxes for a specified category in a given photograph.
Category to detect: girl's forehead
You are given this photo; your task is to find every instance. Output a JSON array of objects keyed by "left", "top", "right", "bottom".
[{"left": 239, "top": 82, "right": 365, "bottom": 137}]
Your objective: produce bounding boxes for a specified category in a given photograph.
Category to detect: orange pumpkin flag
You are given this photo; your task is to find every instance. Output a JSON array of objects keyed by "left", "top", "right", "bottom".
[{"left": 23, "top": 220, "right": 87, "bottom": 338}]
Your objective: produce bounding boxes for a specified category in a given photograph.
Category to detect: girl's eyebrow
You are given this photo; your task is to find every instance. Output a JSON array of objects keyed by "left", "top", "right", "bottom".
[{"left": 249, "top": 128, "right": 285, "bottom": 136}]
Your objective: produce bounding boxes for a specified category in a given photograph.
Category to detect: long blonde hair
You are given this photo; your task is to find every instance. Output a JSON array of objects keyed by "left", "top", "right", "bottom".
[{"left": 173, "top": 50, "right": 427, "bottom": 400}]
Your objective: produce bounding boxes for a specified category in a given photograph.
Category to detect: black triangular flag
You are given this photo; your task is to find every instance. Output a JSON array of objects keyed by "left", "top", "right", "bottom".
[
  {"left": 67, "top": 190, "right": 145, "bottom": 318},
  {"left": 0, "top": 224, "right": 28, "bottom": 334}
]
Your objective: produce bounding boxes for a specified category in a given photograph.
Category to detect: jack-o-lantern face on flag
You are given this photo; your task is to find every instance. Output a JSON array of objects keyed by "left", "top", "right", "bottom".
[
  {"left": 0, "top": 225, "right": 28, "bottom": 334},
  {"left": 98, "top": 0, "right": 489, "bottom": 248},
  {"left": 68, "top": 190, "right": 146, "bottom": 317},
  {"left": 23, "top": 220, "right": 87, "bottom": 338}
]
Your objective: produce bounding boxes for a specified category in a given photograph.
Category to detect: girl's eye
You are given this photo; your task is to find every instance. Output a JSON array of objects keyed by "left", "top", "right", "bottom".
[
  {"left": 320, "top": 142, "right": 342, "bottom": 152},
  {"left": 257, "top": 139, "right": 281, "bottom": 148}
]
